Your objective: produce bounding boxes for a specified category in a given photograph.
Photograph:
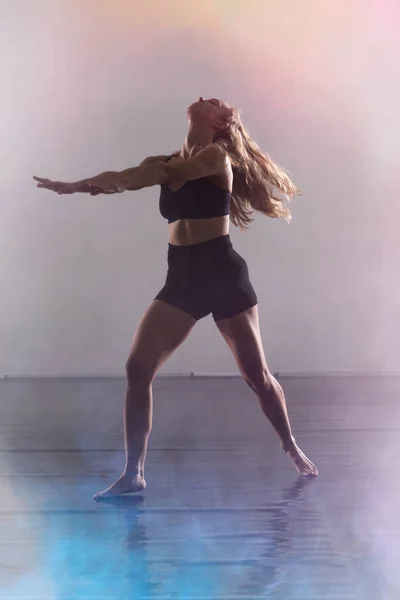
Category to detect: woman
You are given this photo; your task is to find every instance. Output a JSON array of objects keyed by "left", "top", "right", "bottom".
[{"left": 34, "top": 97, "right": 318, "bottom": 500}]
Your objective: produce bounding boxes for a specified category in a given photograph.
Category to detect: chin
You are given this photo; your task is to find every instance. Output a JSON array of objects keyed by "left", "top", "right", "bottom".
[{"left": 187, "top": 104, "right": 198, "bottom": 115}]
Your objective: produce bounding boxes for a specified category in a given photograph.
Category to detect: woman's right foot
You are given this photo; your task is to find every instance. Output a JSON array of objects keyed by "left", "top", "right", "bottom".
[
  {"left": 284, "top": 438, "right": 319, "bottom": 477},
  {"left": 93, "top": 472, "right": 146, "bottom": 501}
]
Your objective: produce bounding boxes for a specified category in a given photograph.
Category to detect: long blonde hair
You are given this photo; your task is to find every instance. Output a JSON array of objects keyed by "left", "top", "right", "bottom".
[{"left": 214, "top": 106, "right": 300, "bottom": 231}]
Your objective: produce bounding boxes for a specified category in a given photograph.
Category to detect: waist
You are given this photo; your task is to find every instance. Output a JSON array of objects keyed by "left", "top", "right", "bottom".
[
  {"left": 168, "top": 215, "right": 229, "bottom": 246},
  {"left": 168, "top": 234, "right": 233, "bottom": 256}
]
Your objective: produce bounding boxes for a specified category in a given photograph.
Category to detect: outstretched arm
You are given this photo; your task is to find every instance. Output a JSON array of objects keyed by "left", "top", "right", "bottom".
[
  {"left": 33, "top": 172, "right": 118, "bottom": 195},
  {"left": 33, "top": 146, "right": 228, "bottom": 195},
  {"left": 33, "top": 154, "right": 171, "bottom": 195}
]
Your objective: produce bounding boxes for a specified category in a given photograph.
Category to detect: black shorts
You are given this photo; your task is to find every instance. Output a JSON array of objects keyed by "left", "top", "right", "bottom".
[{"left": 154, "top": 234, "right": 258, "bottom": 321}]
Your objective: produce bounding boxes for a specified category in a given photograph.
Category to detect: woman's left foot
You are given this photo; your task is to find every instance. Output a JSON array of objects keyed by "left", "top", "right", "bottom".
[
  {"left": 285, "top": 439, "right": 319, "bottom": 476},
  {"left": 93, "top": 472, "right": 146, "bottom": 501}
]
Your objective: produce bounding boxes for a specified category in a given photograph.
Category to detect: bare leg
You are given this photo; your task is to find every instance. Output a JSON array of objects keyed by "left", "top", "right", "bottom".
[
  {"left": 254, "top": 373, "right": 318, "bottom": 475},
  {"left": 94, "top": 300, "right": 196, "bottom": 500},
  {"left": 123, "top": 382, "right": 152, "bottom": 478},
  {"left": 215, "top": 305, "right": 318, "bottom": 476},
  {"left": 93, "top": 383, "right": 152, "bottom": 500}
]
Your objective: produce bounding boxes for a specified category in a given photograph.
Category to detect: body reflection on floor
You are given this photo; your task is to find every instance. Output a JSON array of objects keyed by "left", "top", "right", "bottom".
[{"left": 0, "top": 375, "right": 399, "bottom": 599}]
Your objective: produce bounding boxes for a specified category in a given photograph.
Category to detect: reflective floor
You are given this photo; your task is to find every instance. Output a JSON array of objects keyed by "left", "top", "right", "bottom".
[{"left": 0, "top": 375, "right": 399, "bottom": 599}]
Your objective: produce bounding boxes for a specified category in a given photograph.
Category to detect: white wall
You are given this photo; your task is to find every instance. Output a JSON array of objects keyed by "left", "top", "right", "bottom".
[{"left": 1, "top": 0, "right": 399, "bottom": 376}]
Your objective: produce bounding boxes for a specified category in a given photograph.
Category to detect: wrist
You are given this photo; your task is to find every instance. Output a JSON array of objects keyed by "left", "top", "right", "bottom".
[{"left": 73, "top": 180, "right": 92, "bottom": 193}]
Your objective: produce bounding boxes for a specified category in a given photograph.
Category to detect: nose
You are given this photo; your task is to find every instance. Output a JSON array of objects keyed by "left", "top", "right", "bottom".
[{"left": 199, "top": 97, "right": 204, "bottom": 102}]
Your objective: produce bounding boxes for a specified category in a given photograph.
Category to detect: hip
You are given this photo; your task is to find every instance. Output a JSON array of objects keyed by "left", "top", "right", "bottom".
[{"left": 164, "top": 234, "right": 250, "bottom": 287}]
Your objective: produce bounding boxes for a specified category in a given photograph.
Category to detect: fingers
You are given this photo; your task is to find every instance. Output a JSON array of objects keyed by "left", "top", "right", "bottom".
[
  {"left": 33, "top": 176, "right": 56, "bottom": 189},
  {"left": 33, "top": 176, "right": 52, "bottom": 189},
  {"left": 33, "top": 177, "right": 62, "bottom": 189},
  {"left": 33, "top": 176, "right": 73, "bottom": 194}
]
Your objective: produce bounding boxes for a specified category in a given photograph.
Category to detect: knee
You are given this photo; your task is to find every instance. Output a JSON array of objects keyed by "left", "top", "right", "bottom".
[
  {"left": 125, "top": 358, "right": 154, "bottom": 387},
  {"left": 243, "top": 367, "right": 273, "bottom": 394}
]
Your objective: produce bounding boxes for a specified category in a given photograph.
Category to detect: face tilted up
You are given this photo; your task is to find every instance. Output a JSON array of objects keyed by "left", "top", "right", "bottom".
[{"left": 187, "top": 97, "right": 231, "bottom": 125}]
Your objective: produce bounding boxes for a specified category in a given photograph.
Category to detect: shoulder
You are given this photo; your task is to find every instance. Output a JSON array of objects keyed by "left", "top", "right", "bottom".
[{"left": 195, "top": 144, "right": 230, "bottom": 167}]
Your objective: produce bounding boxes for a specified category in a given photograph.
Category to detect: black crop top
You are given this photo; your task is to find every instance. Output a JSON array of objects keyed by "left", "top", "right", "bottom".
[{"left": 159, "top": 155, "right": 231, "bottom": 224}]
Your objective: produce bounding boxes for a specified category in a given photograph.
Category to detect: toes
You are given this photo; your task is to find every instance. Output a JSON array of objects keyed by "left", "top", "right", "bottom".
[
  {"left": 93, "top": 491, "right": 107, "bottom": 500},
  {"left": 303, "top": 466, "right": 318, "bottom": 477}
]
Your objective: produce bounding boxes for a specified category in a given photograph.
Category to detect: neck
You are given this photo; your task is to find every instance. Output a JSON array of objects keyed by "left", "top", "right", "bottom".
[{"left": 182, "top": 121, "right": 215, "bottom": 158}]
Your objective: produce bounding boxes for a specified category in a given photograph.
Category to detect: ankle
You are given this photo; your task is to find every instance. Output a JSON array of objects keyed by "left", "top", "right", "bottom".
[
  {"left": 123, "top": 466, "right": 143, "bottom": 478},
  {"left": 282, "top": 435, "right": 296, "bottom": 453}
]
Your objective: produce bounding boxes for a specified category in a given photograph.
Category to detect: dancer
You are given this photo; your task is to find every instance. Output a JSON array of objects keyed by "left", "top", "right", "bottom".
[{"left": 34, "top": 97, "right": 318, "bottom": 499}]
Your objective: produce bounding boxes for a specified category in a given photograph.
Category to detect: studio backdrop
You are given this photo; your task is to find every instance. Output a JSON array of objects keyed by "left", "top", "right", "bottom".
[{"left": 1, "top": 0, "right": 398, "bottom": 377}]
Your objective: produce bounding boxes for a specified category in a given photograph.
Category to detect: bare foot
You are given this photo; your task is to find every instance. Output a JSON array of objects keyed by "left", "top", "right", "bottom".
[
  {"left": 284, "top": 438, "right": 319, "bottom": 477},
  {"left": 93, "top": 473, "right": 146, "bottom": 501}
]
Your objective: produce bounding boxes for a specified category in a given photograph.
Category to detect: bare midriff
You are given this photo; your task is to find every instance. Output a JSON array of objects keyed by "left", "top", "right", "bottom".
[{"left": 168, "top": 215, "right": 230, "bottom": 246}]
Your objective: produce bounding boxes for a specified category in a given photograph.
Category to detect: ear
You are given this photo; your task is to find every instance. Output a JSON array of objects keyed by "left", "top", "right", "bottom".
[
  {"left": 212, "top": 119, "right": 230, "bottom": 131},
  {"left": 212, "top": 107, "right": 237, "bottom": 131}
]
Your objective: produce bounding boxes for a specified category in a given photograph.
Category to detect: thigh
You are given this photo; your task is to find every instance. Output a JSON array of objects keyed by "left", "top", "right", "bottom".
[
  {"left": 215, "top": 304, "right": 269, "bottom": 383},
  {"left": 155, "top": 281, "right": 211, "bottom": 321},
  {"left": 210, "top": 249, "right": 258, "bottom": 322},
  {"left": 126, "top": 299, "right": 196, "bottom": 382}
]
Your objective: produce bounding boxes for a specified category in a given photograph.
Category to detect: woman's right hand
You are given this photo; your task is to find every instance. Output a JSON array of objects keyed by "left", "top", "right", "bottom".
[
  {"left": 33, "top": 176, "right": 77, "bottom": 194},
  {"left": 33, "top": 175, "right": 118, "bottom": 195}
]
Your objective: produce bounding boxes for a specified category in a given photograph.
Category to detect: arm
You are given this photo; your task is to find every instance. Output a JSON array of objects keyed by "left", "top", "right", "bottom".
[
  {"left": 75, "top": 145, "right": 227, "bottom": 193},
  {"left": 80, "top": 155, "right": 172, "bottom": 190},
  {"left": 120, "top": 145, "right": 229, "bottom": 191},
  {"left": 33, "top": 154, "right": 171, "bottom": 195},
  {"left": 88, "top": 155, "right": 174, "bottom": 193},
  {"left": 117, "top": 154, "right": 171, "bottom": 191},
  {"left": 33, "top": 147, "right": 227, "bottom": 195}
]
